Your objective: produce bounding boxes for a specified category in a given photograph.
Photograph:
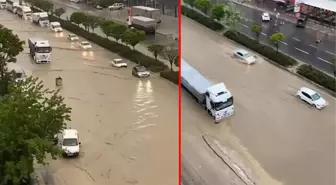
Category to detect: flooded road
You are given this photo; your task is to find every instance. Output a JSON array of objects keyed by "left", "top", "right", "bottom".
[
  {"left": 182, "top": 16, "right": 335, "bottom": 185},
  {"left": 0, "top": 11, "right": 178, "bottom": 185}
]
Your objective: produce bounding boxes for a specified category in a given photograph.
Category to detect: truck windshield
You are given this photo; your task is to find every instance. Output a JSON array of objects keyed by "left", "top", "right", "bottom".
[
  {"left": 36, "top": 47, "right": 51, "bottom": 53},
  {"left": 40, "top": 17, "right": 49, "bottom": 21},
  {"left": 214, "top": 97, "right": 233, "bottom": 111},
  {"left": 63, "top": 138, "right": 78, "bottom": 146}
]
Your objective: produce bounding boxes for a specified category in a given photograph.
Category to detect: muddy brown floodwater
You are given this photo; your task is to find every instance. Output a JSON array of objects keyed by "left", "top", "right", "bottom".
[
  {"left": 182, "top": 16, "right": 335, "bottom": 185},
  {"left": 0, "top": 11, "right": 178, "bottom": 185}
]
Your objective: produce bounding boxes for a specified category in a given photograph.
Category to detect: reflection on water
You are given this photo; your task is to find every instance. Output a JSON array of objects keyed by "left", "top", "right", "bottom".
[
  {"left": 54, "top": 32, "right": 64, "bottom": 38},
  {"left": 132, "top": 80, "right": 158, "bottom": 130},
  {"left": 82, "top": 51, "right": 95, "bottom": 60}
]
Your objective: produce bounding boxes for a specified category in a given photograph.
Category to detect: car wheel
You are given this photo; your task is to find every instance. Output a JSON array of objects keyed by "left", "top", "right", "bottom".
[
  {"left": 296, "top": 94, "right": 301, "bottom": 99},
  {"left": 312, "top": 104, "right": 317, "bottom": 109}
]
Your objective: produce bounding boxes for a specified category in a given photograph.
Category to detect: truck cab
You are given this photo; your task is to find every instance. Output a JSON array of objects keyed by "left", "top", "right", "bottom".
[
  {"left": 50, "top": 21, "right": 63, "bottom": 32},
  {"left": 16, "top": 5, "right": 32, "bottom": 20},
  {"left": 6, "top": 0, "right": 19, "bottom": 13},
  {"left": 205, "top": 83, "right": 234, "bottom": 121},
  {"left": 0, "top": 0, "right": 6, "bottom": 9},
  {"left": 28, "top": 38, "right": 52, "bottom": 63},
  {"left": 32, "top": 12, "right": 49, "bottom": 27},
  {"left": 59, "top": 129, "right": 81, "bottom": 157}
]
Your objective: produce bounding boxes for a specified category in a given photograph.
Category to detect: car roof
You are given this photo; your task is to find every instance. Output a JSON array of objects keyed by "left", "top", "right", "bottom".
[
  {"left": 81, "top": 41, "right": 90, "bottom": 44},
  {"left": 236, "top": 49, "right": 248, "bottom": 55},
  {"left": 300, "top": 87, "right": 317, "bottom": 95},
  {"left": 63, "top": 129, "right": 78, "bottom": 138},
  {"left": 114, "top": 58, "right": 122, "bottom": 61},
  {"left": 263, "top": 12, "right": 269, "bottom": 15}
]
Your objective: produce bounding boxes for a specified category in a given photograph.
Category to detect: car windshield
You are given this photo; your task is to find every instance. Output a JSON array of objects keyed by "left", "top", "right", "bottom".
[
  {"left": 137, "top": 66, "right": 147, "bottom": 72},
  {"left": 69, "top": 34, "right": 77, "bottom": 38},
  {"left": 243, "top": 53, "right": 250, "bottom": 58},
  {"left": 263, "top": 13, "right": 269, "bottom": 17},
  {"left": 214, "top": 97, "right": 234, "bottom": 111},
  {"left": 36, "top": 47, "right": 51, "bottom": 53},
  {"left": 311, "top": 93, "right": 321, "bottom": 101},
  {"left": 53, "top": 24, "right": 61, "bottom": 28},
  {"left": 63, "top": 138, "right": 78, "bottom": 146}
]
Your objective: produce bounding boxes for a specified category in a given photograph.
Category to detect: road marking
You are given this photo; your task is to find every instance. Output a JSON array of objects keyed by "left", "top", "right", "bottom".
[
  {"left": 295, "top": 47, "right": 309, "bottom": 54},
  {"left": 240, "top": 23, "right": 249, "bottom": 28},
  {"left": 317, "top": 57, "right": 332, "bottom": 64},
  {"left": 280, "top": 41, "right": 288, "bottom": 45},
  {"left": 292, "top": 37, "right": 300, "bottom": 41},
  {"left": 325, "top": 50, "right": 336, "bottom": 55},
  {"left": 261, "top": 32, "right": 267, "bottom": 36},
  {"left": 309, "top": 44, "right": 317, "bottom": 48}
]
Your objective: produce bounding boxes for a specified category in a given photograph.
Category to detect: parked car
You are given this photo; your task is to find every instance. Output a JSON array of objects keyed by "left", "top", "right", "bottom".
[
  {"left": 68, "top": 34, "right": 79, "bottom": 41},
  {"left": 111, "top": 58, "right": 127, "bottom": 68},
  {"left": 296, "top": 87, "right": 326, "bottom": 109},
  {"left": 262, "top": 12, "right": 271, "bottom": 21},
  {"left": 80, "top": 41, "right": 92, "bottom": 49},
  {"left": 233, "top": 49, "right": 256, "bottom": 65},
  {"left": 132, "top": 65, "right": 150, "bottom": 78},
  {"left": 108, "top": 3, "right": 124, "bottom": 10}
]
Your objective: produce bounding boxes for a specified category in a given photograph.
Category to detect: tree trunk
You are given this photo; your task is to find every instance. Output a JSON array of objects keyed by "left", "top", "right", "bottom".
[{"left": 170, "top": 62, "right": 173, "bottom": 72}]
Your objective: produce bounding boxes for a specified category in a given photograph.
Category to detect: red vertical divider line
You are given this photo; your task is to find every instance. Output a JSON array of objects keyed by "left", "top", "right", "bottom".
[{"left": 177, "top": 0, "right": 182, "bottom": 184}]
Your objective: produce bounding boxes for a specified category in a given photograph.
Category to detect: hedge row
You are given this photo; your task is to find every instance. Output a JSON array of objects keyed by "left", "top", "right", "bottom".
[
  {"left": 181, "top": 6, "right": 223, "bottom": 31},
  {"left": 31, "top": 7, "right": 168, "bottom": 73},
  {"left": 224, "top": 31, "right": 298, "bottom": 67},
  {"left": 160, "top": 71, "right": 178, "bottom": 84},
  {"left": 297, "top": 64, "right": 335, "bottom": 92}
]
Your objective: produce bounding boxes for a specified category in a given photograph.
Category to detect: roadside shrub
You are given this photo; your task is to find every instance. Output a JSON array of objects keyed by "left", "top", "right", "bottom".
[
  {"left": 224, "top": 31, "right": 298, "bottom": 67},
  {"left": 31, "top": 7, "right": 168, "bottom": 73},
  {"left": 297, "top": 64, "right": 335, "bottom": 92},
  {"left": 182, "top": 6, "right": 223, "bottom": 31},
  {"left": 160, "top": 71, "right": 178, "bottom": 84}
]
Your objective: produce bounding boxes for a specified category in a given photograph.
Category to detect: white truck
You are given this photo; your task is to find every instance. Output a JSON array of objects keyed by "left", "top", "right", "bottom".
[
  {"left": 129, "top": 16, "right": 156, "bottom": 34},
  {"left": 16, "top": 5, "right": 32, "bottom": 20},
  {"left": 0, "top": 0, "right": 6, "bottom": 9},
  {"left": 181, "top": 59, "right": 234, "bottom": 122},
  {"left": 132, "top": 6, "right": 161, "bottom": 23},
  {"left": 32, "top": 12, "right": 49, "bottom": 27},
  {"left": 6, "top": 0, "right": 19, "bottom": 13},
  {"left": 28, "top": 38, "right": 52, "bottom": 63}
]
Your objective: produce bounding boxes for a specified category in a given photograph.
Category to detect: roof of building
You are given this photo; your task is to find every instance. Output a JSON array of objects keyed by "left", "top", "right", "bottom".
[{"left": 302, "top": 0, "right": 336, "bottom": 12}]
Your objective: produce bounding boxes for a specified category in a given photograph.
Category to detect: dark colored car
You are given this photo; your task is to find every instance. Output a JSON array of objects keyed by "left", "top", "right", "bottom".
[
  {"left": 132, "top": 65, "right": 150, "bottom": 78},
  {"left": 296, "top": 15, "right": 308, "bottom": 28}
]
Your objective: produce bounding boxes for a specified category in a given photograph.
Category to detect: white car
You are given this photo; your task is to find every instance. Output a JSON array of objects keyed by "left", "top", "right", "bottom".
[
  {"left": 296, "top": 87, "right": 327, "bottom": 109},
  {"left": 59, "top": 129, "right": 81, "bottom": 157},
  {"left": 262, "top": 12, "right": 271, "bottom": 21},
  {"left": 80, "top": 41, "right": 92, "bottom": 49},
  {"left": 233, "top": 49, "right": 256, "bottom": 65},
  {"left": 111, "top": 59, "right": 127, "bottom": 68},
  {"left": 68, "top": 34, "right": 79, "bottom": 41},
  {"left": 108, "top": 3, "right": 123, "bottom": 10}
]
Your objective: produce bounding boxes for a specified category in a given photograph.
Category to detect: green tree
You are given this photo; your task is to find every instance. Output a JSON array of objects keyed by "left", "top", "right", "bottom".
[
  {"left": 251, "top": 24, "right": 262, "bottom": 42},
  {"left": 100, "top": 20, "right": 114, "bottom": 38},
  {"left": 110, "top": 23, "right": 127, "bottom": 42},
  {"left": 86, "top": 15, "right": 100, "bottom": 33},
  {"left": 211, "top": 4, "right": 224, "bottom": 20},
  {"left": 184, "top": 0, "right": 196, "bottom": 7},
  {"left": 0, "top": 25, "right": 24, "bottom": 95},
  {"left": 163, "top": 45, "right": 178, "bottom": 72},
  {"left": 82, "top": 14, "right": 90, "bottom": 31},
  {"left": 194, "top": 0, "right": 211, "bottom": 14},
  {"left": 220, "top": 3, "right": 243, "bottom": 33},
  {"left": 148, "top": 44, "right": 165, "bottom": 62},
  {"left": 0, "top": 77, "right": 72, "bottom": 185},
  {"left": 121, "top": 29, "right": 146, "bottom": 50},
  {"left": 70, "top": 12, "right": 86, "bottom": 26},
  {"left": 54, "top": 7, "right": 65, "bottom": 17},
  {"left": 270, "top": 32, "right": 285, "bottom": 53}
]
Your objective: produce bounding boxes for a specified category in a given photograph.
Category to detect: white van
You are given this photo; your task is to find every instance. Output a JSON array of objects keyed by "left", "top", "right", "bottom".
[
  {"left": 16, "top": 5, "right": 32, "bottom": 20},
  {"left": 6, "top": 0, "right": 19, "bottom": 13},
  {"left": 50, "top": 21, "right": 63, "bottom": 32},
  {"left": 108, "top": 3, "right": 123, "bottom": 10},
  {"left": 7, "top": 62, "right": 27, "bottom": 82},
  {"left": 0, "top": 0, "right": 6, "bottom": 9},
  {"left": 59, "top": 129, "right": 81, "bottom": 157}
]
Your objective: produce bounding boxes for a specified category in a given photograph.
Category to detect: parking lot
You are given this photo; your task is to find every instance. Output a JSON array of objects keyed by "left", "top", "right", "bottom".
[
  {"left": 0, "top": 10, "right": 178, "bottom": 185},
  {"left": 182, "top": 16, "right": 335, "bottom": 185}
]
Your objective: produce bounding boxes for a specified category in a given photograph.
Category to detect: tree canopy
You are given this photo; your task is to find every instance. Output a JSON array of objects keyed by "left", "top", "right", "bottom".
[
  {"left": 0, "top": 77, "right": 72, "bottom": 185},
  {"left": 163, "top": 45, "right": 178, "bottom": 71},
  {"left": 270, "top": 32, "right": 285, "bottom": 53},
  {"left": 70, "top": 12, "right": 87, "bottom": 26},
  {"left": 121, "top": 29, "right": 146, "bottom": 50},
  {"left": 194, "top": 0, "right": 211, "bottom": 14},
  {"left": 148, "top": 44, "right": 165, "bottom": 62},
  {"left": 54, "top": 7, "right": 65, "bottom": 17},
  {"left": 251, "top": 24, "right": 262, "bottom": 42},
  {"left": 211, "top": 4, "right": 225, "bottom": 20},
  {"left": 110, "top": 24, "right": 127, "bottom": 42}
]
